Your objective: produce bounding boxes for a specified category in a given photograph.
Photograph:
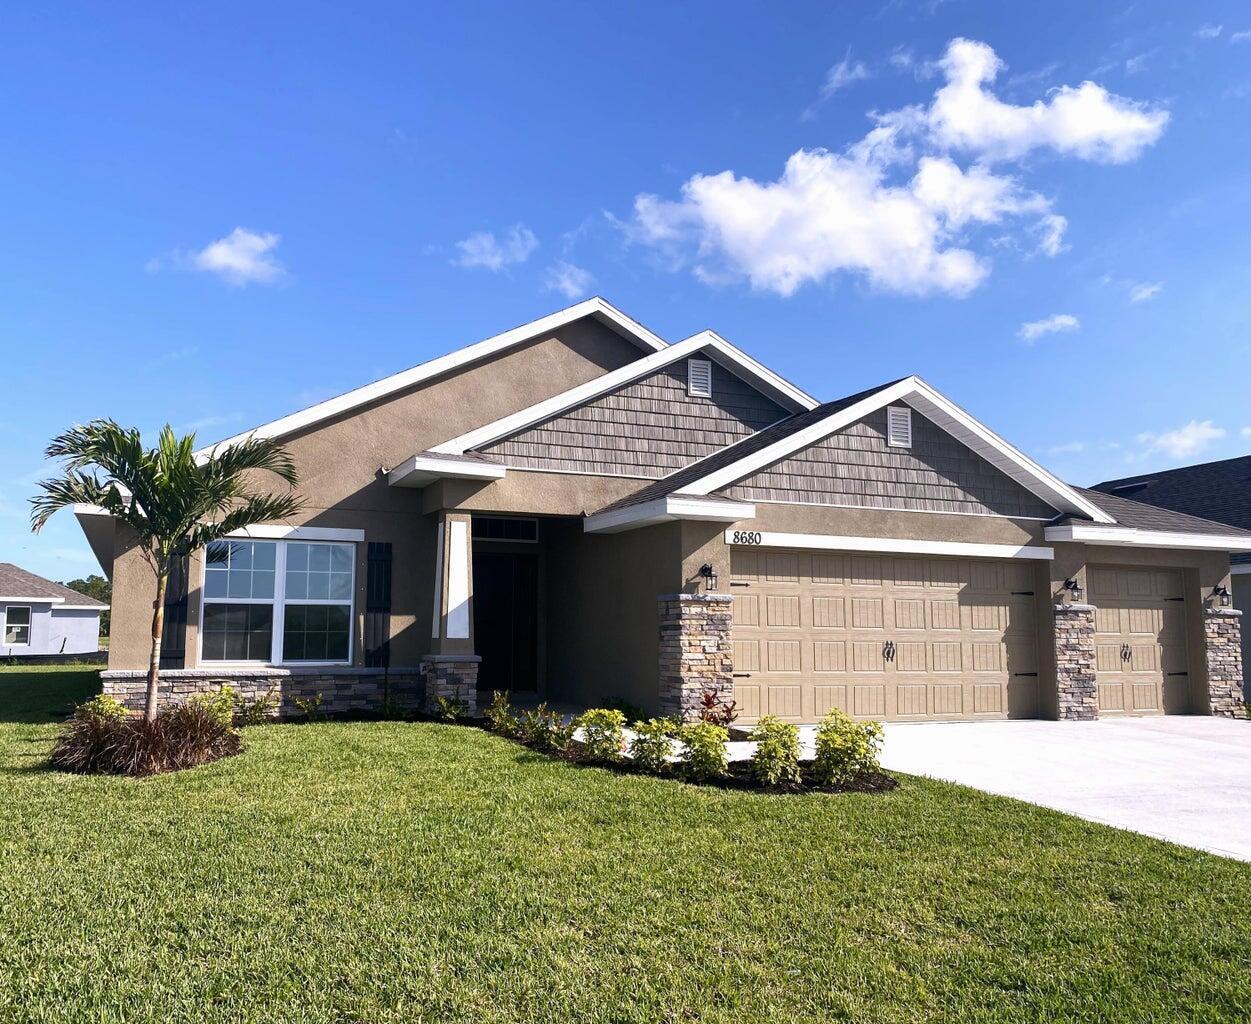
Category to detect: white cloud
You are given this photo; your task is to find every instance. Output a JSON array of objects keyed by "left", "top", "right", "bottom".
[
  {"left": 1240, "top": 426, "right": 1251, "bottom": 438},
  {"left": 914, "top": 38, "right": 1169, "bottom": 163},
  {"left": 804, "top": 52, "right": 870, "bottom": 118},
  {"left": 186, "top": 228, "right": 284, "bottom": 286},
  {"left": 1124, "top": 50, "right": 1158, "bottom": 75},
  {"left": 625, "top": 38, "right": 1163, "bottom": 297},
  {"left": 1018, "top": 313, "right": 1080, "bottom": 342},
  {"left": 1195, "top": 24, "right": 1223, "bottom": 39},
  {"left": 1138, "top": 420, "right": 1226, "bottom": 458},
  {"left": 1232, "top": 30, "right": 1251, "bottom": 43},
  {"left": 454, "top": 224, "right": 538, "bottom": 271},
  {"left": 543, "top": 261, "right": 595, "bottom": 300},
  {"left": 1129, "top": 281, "right": 1164, "bottom": 303},
  {"left": 1047, "top": 440, "right": 1087, "bottom": 455}
]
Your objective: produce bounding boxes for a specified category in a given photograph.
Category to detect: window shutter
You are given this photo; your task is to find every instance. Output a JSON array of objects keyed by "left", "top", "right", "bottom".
[
  {"left": 687, "top": 358, "right": 713, "bottom": 398},
  {"left": 886, "top": 406, "right": 913, "bottom": 448},
  {"left": 364, "top": 541, "right": 392, "bottom": 668}
]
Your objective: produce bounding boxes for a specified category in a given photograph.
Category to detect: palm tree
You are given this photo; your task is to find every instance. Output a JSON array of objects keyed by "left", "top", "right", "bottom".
[{"left": 31, "top": 421, "right": 303, "bottom": 720}]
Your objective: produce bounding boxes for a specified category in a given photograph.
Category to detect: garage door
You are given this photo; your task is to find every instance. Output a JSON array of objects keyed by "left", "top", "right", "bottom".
[
  {"left": 729, "top": 548, "right": 1040, "bottom": 723},
  {"left": 1089, "top": 566, "right": 1189, "bottom": 715}
]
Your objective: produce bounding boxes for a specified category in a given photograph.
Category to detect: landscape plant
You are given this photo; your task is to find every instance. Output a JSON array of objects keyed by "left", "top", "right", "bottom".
[
  {"left": 573, "top": 708, "right": 626, "bottom": 762},
  {"left": 31, "top": 420, "right": 302, "bottom": 721},
  {"left": 811, "top": 707, "right": 884, "bottom": 787},
  {"left": 484, "top": 689, "right": 520, "bottom": 737},
  {"left": 679, "top": 721, "right": 729, "bottom": 781},
  {"left": 698, "top": 687, "right": 738, "bottom": 727},
  {"left": 628, "top": 718, "right": 676, "bottom": 773},
  {"left": 517, "top": 703, "right": 575, "bottom": 753},
  {"left": 748, "top": 715, "right": 801, "bottom": 788}
]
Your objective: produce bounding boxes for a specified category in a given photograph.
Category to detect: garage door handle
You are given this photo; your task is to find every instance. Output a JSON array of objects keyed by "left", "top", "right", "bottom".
[
  {"left": 729, "top": 582, "right": 751, "bottom": 588},
  {"left": 732, "top": 672, "right": 752, "bottom": 678},
  {"left": 1167, "top": 671, "right": 1189, "bottom": 677}
]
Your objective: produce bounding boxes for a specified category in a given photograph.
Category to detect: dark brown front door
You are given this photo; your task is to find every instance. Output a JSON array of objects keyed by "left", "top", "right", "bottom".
[{"left": 473, "top": 550, "right": 538, "bottom": 692}]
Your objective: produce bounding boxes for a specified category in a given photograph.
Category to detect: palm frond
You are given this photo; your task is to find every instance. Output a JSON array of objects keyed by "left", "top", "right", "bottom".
[{"left": 182, "top": 493, "right": 306, "bottom": 554}]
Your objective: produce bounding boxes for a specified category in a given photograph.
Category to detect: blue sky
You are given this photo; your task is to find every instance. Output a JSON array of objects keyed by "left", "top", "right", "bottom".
[{"left": 3, "top": 1, "right": 1251, "bottom": 580}]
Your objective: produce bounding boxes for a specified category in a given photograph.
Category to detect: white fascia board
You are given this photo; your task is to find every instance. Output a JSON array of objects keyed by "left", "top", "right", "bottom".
[
  {"left": 388, "top": 455, "right": 508, "bottom": 488},
  {"left": 0, "top": 596, "right": 65, "bottom": 604},
  {"left": 584, "top": 496, "right": 756, "bottom": 535},
  {"left": 226, "top": 525, "right": 366, "bottom": 543},
  {"left": 430, "top": 332, "right": 817, "bottom": 457},
  {"left": 681, "top": 375, "right": 1114, "bottom": 524},
  {"left": 53, "top": 603, "right": 109, "bottom": 611},
  {"left": 71, "top": 503, "right": 112, "bottom": 516},
  {"left": 1044, "top": 524, "right": 1251, "bottom": 551},
  {"left": 725, "top": 530, "right": 1054, "bottom": 561},
  {"left": 194, "top": 298, "right": 668, "bottom": 459}
]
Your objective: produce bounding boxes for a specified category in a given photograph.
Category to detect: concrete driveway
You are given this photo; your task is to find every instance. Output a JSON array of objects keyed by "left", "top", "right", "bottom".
[{"left": 878, "top": 717, "right": 1251, "bottom": 861}]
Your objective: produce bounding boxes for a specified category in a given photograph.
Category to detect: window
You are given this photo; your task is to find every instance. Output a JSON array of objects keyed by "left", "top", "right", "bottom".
[
  {"left": 3, "top": 606, "right": 30, "bottom": 646},
  {"left": 201, "top": 539, "right": 355, "bottom": 664},
  {"left": 472, "top": 516, "right": 538, "bottom": 542},
  {"left": 886, "top": 405, "right": 913, "bottom": 448},
  {"left": 687, "top": 357, "right": 713, "bottom": 398}
]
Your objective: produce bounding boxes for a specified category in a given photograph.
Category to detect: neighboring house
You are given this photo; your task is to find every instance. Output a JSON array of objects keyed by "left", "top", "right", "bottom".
[
  {"left": 1093, "top": 457, "right": 1251, "bottom": 700},
  {"left": 0, "top": 563, "right": 107, "bottom": 658},
  {"left": 75, "top": 298, "right": 1249, "bottom": 722}
]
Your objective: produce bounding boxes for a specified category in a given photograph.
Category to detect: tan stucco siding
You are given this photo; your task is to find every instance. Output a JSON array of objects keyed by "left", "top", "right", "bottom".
[
  {"left": 721, "top": 407, "right": 1057, "bottom": 519},
  {"left": 479, "top": 359, "right": 787, "bottom": 479}
]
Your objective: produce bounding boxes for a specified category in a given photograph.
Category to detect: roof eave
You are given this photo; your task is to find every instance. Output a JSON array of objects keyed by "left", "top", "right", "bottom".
[
  {"left": 583, "top": 496, "right": 756, "bottom": 535},
  {"left": 1043, "top": 524, "right": 1251, "bottom": 551}
]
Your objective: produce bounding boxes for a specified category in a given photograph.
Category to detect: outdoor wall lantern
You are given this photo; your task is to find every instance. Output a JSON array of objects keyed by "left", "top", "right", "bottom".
[
  {"left": 1213, "top": 584, "right": 1232, "bottom": 607},
  {"left": 699, "top": 563, "right": 719, "bottom": 591},
  {"left": 1063, "top": 578, "right": 1083, "bottom": 603}
]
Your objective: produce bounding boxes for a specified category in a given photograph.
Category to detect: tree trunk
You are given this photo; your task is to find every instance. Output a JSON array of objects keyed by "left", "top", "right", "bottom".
[{"left": 144, "top": 571, "right": 168, "bottom": 722}]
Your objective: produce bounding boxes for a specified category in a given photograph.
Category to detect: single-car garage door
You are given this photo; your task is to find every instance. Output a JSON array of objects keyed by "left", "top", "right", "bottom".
[
  {"left": 1089, "top": 566, "right": 1190, "bottom": 715},
  {"left": 729, "top": 547, "right": 1040, "bottom": 723}
]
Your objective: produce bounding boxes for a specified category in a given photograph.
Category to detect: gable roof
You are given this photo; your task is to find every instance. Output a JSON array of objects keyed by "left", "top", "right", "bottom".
[
  {"left": 423, "top": 329, "right": 817, "bottom": 460},
  {"left": 1090, "top": 455, "right": 1251, "bottom": 533},
  {"left": 196, "top": 297, "right": 669, "bottom": 457},
  {"left": 592, "top": 376, "right": 1111, "bottom": 525},
  {"left": 1061, "top": 487, "right": 1251, "bottom": 538},
  {"left": 0, "top": 564, "right": 108, "bottom": 608}
]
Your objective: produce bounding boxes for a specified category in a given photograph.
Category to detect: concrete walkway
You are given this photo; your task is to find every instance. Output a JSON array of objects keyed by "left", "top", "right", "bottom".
[{"left": 877, "top": 717, "right": 1251, "bottom": 861}]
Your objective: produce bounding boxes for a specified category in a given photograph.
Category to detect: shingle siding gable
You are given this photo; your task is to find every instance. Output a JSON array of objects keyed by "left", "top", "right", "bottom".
[
  {"left": 478, "top": 361, "right": 788, "bottom": 479},
  {"left": 719, "top": 407, "right": 1057, "bottom": 518}
]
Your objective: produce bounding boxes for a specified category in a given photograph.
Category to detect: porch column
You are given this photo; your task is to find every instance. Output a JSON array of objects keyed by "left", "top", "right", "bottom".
[
  {"left": 1053, "top": 602, "right": 1099, "bottom": 721},
  {"left": 423, "top": 511, "right": 479, "bottom": 715},
  {"left": 657, "top": 593, "right": 733, "bottom": 721},
  {"left": 1203, "top": 607, "right": 1244, "bottom": 717}
]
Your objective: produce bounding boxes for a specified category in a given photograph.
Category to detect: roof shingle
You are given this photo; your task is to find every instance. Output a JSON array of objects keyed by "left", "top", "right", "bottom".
[{"left": 0, "top": 563, "right": 108, "bottom": 608}]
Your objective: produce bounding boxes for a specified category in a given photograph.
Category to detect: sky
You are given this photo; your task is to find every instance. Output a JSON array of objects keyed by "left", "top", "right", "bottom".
[{"left": 2, "top": 1, "right": 1251, "bottom": 581}]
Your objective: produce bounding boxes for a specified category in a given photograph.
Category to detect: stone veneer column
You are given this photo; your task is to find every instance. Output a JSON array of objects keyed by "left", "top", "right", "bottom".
[
  {"left": 1053, "top": 603, "right": 1099, "bottom": 721},
  {"left": 657, "top": 593, "right": 733, "bottom": 722},
  {"left": 1203, "top": 607, "right": 1245, "bottom": 717},
  {"left": 421, "top": 655, "right": 480, "bottom": 716}
]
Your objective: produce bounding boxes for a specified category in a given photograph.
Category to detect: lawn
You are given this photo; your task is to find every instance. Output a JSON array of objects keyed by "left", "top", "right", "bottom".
[{"left": 1, "top": 665, "right": 1249, "bottom": 1023}]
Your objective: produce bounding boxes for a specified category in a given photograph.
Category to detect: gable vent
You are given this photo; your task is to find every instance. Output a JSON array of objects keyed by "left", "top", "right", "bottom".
[
  {"left": 687, "top": 357, "right": 713, "bottom": 398},
  {"left": 886, "top": 405, "right": 913, "bottom": 448}
]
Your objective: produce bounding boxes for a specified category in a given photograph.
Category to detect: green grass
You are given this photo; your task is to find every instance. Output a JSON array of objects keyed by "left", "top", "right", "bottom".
[{"left": 1, "top": 665, "right": 1249, "bottom": 1023}]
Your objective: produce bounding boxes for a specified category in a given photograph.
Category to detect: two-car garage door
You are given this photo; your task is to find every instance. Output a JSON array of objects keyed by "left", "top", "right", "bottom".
[{"left": 729, "top": 547, "right": 1040, "bottom": 723}]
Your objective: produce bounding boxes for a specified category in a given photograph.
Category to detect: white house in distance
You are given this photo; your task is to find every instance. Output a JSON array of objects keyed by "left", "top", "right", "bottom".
[{"left": 1, "top": 563, "right": 106, "bottom": 658}]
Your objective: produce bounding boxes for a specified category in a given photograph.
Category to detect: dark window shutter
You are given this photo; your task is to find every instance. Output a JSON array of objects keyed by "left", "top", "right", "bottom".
[
  {"left": 364, "top": 542, "right": 392, "bottom": 667},
  {"left": 160, "top": 555, "right": 189, "bottom": 669}
]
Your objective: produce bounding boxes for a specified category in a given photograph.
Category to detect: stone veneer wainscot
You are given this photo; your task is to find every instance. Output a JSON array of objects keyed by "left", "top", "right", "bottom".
[{"left": 657, "top": 592, "right": 733, "bottom": 721}]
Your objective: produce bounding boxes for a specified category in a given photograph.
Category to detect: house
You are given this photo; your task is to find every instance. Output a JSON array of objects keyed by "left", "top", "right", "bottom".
[
  {"left": 1092, "top": 456, "right": 1251, "bottom": 701},
  {"left": 0, "top": 563, "right": 106, "bottom": 658},
  {"left": 76, "top": 298, "right": 1249, "bottom": 722}
]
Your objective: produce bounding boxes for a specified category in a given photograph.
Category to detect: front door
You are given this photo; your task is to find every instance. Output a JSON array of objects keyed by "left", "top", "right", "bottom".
[
  {"left": 473, "top": 550, "right": 538, "bottom": 692},
  {"left": 1090, "top": 566, "right": 1190, "bottom": 715}
]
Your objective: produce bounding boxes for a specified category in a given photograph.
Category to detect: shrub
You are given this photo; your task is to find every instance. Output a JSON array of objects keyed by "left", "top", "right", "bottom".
[
  {"left": 629, "top": 718, "right": 676, "bottom": 773},
  {"left": 75, "top": 693, "right": 129, "bottom": 722},
  {"left": 606, "top": 696, "right": 647, "bottom": 723},
  {"left": 517, "top": 703, "right": 575, "bottom": 754},
  {"left": 573, "top": 708, "right": 626, "bottom": 763},
  {"left": 680, "top": 721, "right": 729, "bottom": 781},
  {"left": 810, "top": 708, "right": 883, "bottom": 787},
  {"left": 699, "top": 688, "right": 738, "bottom": 727},
  {"left": 484, "top": 690, "right": 520, "bottom": 737},
  {"left": 435, "top": 696, "right": 466, "bottom": 722},
  {"left": 49, "top": 701, "right": 242, "bottom": 777},
  {"left": 235, "top": 687, "right": 279, "bottom": 726},
  {"left": 292, "top": 694, "right": 324, "bottom": 722},
  {"left": 749, "top": 716, "right": 801, "bottom": 788},
  {"left": 189, "top": 686, "right": 236, "bottom": 728}
]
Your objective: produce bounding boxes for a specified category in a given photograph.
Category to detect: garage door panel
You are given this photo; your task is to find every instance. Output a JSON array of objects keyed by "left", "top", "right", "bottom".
[
  {"left": 729, "top": 548, "right": 1039, "bottom": 723},
  {"left": 1131, "top": 682, "right": 1159, "bottom": 712},
  {"left": 1092, "top": 567, "right": 1187, "bottom": 716},
  {"left": 1099, "top": 681, "right": 1126, "bottom": 711},
  {"left": 1094, "top": 606, "right": 1122, "bottom": 634}
]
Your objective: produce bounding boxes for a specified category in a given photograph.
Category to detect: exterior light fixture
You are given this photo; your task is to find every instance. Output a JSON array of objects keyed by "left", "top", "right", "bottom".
[
  {"left": 698, "top": 563, "right": 719, "bottom": 592},
  {"left": 1063, "top": 578, "right": 1083, "bottom": 604},
  {"left": 1213, "top": 584, "right": 1232, "bottom": 607}
]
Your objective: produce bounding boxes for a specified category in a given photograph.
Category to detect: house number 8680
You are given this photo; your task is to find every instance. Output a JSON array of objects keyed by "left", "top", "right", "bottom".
[{"left": 731, "top": 531, "right": 763, "bottom": 545}]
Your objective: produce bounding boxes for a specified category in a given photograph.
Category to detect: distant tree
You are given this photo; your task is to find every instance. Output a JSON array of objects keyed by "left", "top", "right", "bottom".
[
  {"left": 61, "top": 574, "right": 111, "bottom": 636},
  {"left": 31, "top": 421, "right": 302, "bottom": 720}
]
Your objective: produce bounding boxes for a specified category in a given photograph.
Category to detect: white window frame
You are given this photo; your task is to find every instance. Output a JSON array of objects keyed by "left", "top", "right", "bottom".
[
  {"left": 198, "top": 539, "right": 356, "bottom": 667},
  {"left": 3, "top": 605, "right": 31, "bottom": 647}
]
